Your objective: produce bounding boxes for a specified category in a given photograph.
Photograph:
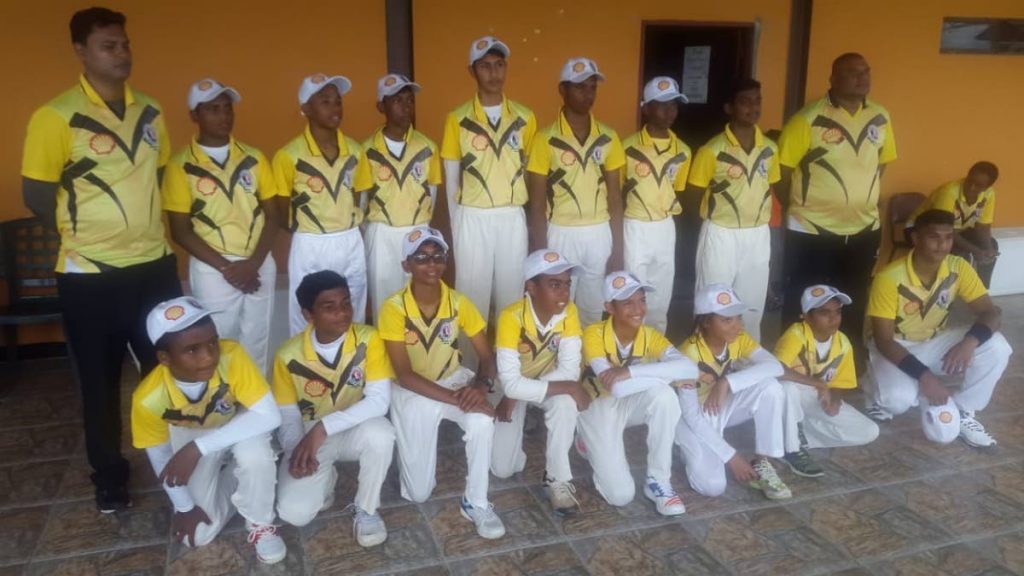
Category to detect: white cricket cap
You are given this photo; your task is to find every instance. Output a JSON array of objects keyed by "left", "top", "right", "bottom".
[
  {"left": 147, "top": 296, "right": 213, "bottom": 345},
  {"left": 298, "top": 73, "right": 352, "bottom": 105},
  {"left": 187, "top": 78, "right": 241, "bottom": 111},
  {"left": 523, "top": 249, "right": 579, "bottom": 282},
  {"left": 468, "top": 35, "right": 511, "bottom": 65},
  {"left": 921, "top": 403, "right": 960, "bottom": 444},
  {"left": 376, "top": 73, "right": 421, "bottom": 102},
  {"left": 642, "top": 76, "right": 688, "bottom": 106},
  {"left": 801, "top": 284, "right": 853, "bottom": 314},
  {"left": 603, "top": 271, "right": 654, "bottom": 303},
  {"left": 402, "top": 226, "right": 449, "bottom": 260},
  {"left": 694, "top": 283, "right": 751, "bottom": 317},
  {"left": 560, "top": 57, "right": 606, "bottom": 84}
]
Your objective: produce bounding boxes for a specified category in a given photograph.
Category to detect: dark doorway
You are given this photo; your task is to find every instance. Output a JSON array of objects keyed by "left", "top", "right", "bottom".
[{"left": 639, "top": 21, "right": 756, "bottom": 339}]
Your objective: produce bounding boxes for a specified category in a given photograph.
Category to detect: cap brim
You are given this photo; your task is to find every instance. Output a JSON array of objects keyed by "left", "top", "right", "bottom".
[
  {"left": 803, "top": 293, "right": 853, "bottom": 313},
  {"left": 325, "top": 77, "right": 352, "bottom": 96},
  {"left": 379, "top": 82, "right": 422, "bottom": 101},
  {"left": 191, "top": 87, "right": 241, "bottom": 110},
  {"left": 406, "top": 236, "right": 449, "bottom": 259},
  {"left": 715, "top": 303, "right": 750, "bottom": 317},
  {"left": 609, "top": 283, "right": 655, "bottom": 302},
  {"left": 645, "top": 92, "right": 688, "bottom": 105},
  {"left": 470, "top": 41, "right": 511, "bottom": 64},
  {"left": 536, "top": 262, "right": 580, "bottom": 278},
  {"left": 567, "top": 71, "right": 606, "bottom": 83}
]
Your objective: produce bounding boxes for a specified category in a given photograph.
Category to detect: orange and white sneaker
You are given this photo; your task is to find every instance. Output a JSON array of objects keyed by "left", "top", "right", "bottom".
[
  {"left": 247, "top": 523, "right": 286, "bottom": 564},
  {"left": 643, "top": 476, "right": 686, "bottom": 516}
]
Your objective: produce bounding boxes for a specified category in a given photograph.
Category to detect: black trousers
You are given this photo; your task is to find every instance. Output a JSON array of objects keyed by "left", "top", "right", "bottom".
[
  {"left": 782, "top": 228, "right": 881, "bottom": 371},
  {"left": 56, "top": 254, "right": 182, "bottom": 490}
]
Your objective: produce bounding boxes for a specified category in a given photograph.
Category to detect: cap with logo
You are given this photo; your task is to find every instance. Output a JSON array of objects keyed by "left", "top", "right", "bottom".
[
  {"left": 402, "top": 226, "right": 450, "bottom": 260},
  {"left": 694, "top": 283, "right": 751, "bottom": 317},
  {"left": 188, "top": 78, "right": 241, "bottom": 112},
  {"left": 921, "top": 402, "right": 961, "bottom": 444},
  {"left": 641, "top": 76, "right": 688, "bottom": 106},
  {"left": 523, "top": 249, "right": 579, "bottom": 282},
  {"left": 377, "top": 73, "right": 421, "bottom": 103},
  {"left": 298, "top": 74, "right": 352, "bottom": 105},
  {"left": 800, "top": 284, "right": 853, "bottom": 314},
  {"left": 560, "top": 57, "right": 606, "bottom": 84},
  {"left": 603, "top": 271, "right": 654, "bottom": 302},
  {"left": 469, "top": 36, "right": 511, "bottom": 65},
  {"left": 147, "top": 296, "right": 214, "bottom": 345}
]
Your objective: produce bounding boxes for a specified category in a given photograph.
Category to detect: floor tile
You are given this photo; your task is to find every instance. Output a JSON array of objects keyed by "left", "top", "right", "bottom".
[
  {"left": 534, "top": 474, "right": 669, "bottom": 538},
  {"left": 829, "top": 437, "right": 946, "bottom": 485},
  {"left": 866, "top": 541, "right": 1017, "bottom": 576},
  {"left": 33, "top": 492, "right": 170, "bottom": 559},
  {"left": 167, "top": 524, "right": 303, "bottom": 576},
  {"left": 25, "top": 543, "right": 166, "bottom": 576},
  {"left": 0, "top": 391, "right": 80, "bottom": 431},
  {"left": 449, "top": 542, "right": 585, "bottom": 576},
  {"left": 0, "top": 506, "right": 49, "bottom": 565},
  {"left": 56, "top": 452, "right": 160, "bottom": 502},
  {"left": 0, "top": 461, "right": 69, "bottom": 508},
  {"left": 0, "top": 425, "right": 82, "bottom": 465},
  {"left": 301, "top": 503, "right": 439, "bottom": 574},
  {"left": 573, "top": 523, "right": 728, "bottom": 575}
]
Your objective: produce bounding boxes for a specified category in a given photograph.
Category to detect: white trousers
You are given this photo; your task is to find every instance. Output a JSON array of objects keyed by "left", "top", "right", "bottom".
[
  {"left": 695, "top": 221, "right": 770, "bottom": 341},
  {"left": 868, "top": 327, "right": 1011, "bottom": 443},
  {"left": 288, "top": 229, "right": 367, "bottom": 335},
  {"left": 365, "top": 222, "right": 414, "bottom": 322},
  {"left": 548, "top": 222, "right": 612, "bottom": 326},
  {"left": 490, "top": 393, "right": 579, "bottom": 483},
  {"left": 675, "top": 378, "right": 784, "bottom": 497},
  {"left": 390, "top": 368, "right": 494, "bottom": 508},
  {"left": 576, "top": 384, "right": 680, "bottom": 506},
  {"left": 189, "top": 255, "right": 276, "bottom": 374},
  {"left": 276, "top": 417, "right": 395, "bottom": 525},
  {"left": 781, "top": 382, "right": 879, "bottom": 452},
  {"left": 169, "top": 426, "right": 277, "bottom": 546},
  {"left": 624, "top": 218, "right": 676, "bottom": 334},
  {"left": 454, "top": 206, "right": 528, "bottom": 322}
]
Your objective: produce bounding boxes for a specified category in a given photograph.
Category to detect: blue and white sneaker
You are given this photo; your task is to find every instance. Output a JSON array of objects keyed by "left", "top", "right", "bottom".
[
  {"left": 459, "top": 497, "right": 506, "bottom": 539},
  {"left": 643, "top": 476, "right": 686, "bottom": 516}
]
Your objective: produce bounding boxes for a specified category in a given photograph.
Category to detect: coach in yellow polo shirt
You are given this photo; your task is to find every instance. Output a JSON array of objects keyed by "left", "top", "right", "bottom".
[
  {"left": 909, "top": 161, "right": 1000, "bottom": 287},
  {"left": 779, "top": 53, "right": 897, "bottom": 369},
  {"left": 688, "top": 78, "right": 779, "bottom": 341},
  {"left": 527, "top": 58, "right": 626, "bottom": 325},
  {"left": 866, "top": 209, "right": 1010, "bottom": 448},
  {"left": 20, "top": 8, "right": 182, "bottom": 513},
  {"left": 441, "top": 36, "right": 536, "bottom": 325},
  {"left": 359, "top": 74, "right": 441, "bottom": 320},
  {"left": 620, "top": 77, "right": 690, "bottom": 333},
  {"left": 162, "top": 79, "right": 279, "bottom": 373}
]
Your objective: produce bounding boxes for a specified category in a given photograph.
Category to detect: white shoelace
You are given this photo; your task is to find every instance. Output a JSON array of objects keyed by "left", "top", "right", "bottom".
[
  {"left": 549, "top": 481, "right": 579, "bottom": 505},
  {"left": 354, "top": 507, "right": 385, "bottom": 531},
  {"left": 247, "top": 523, "right": 278, "bottom": 544},
  {"left": 647, "top": 478, "right": 678, "bottom": 498},
  {"left": 753, "top": 460, "right": 786, "bottom": 489}
]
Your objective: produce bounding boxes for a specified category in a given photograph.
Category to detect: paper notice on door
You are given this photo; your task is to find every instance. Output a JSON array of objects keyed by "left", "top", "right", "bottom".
[{"left": 682, "top": 46, "right": 711, "bottom": 104}]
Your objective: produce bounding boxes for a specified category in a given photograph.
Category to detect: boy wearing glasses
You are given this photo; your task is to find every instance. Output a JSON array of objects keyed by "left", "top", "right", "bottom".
[{"left": 378, "top": 227, "right": 506, "bottom": 540}]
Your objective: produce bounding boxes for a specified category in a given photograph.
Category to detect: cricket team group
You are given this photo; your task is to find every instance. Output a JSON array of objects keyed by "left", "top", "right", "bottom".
[{"left": 19, "top": 7, "right": 1010, "bottom": 564}]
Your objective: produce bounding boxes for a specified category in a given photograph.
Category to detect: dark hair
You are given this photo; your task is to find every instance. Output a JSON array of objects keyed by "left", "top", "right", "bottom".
[
  {"left": 691, "top": 313, "right": 714, "bottom": 337},
  {"left": 154, "top": 316, "right": 215, "bottom": 352},
  {"left": 296, "top": 270, "right": 349, "bottom": 313},
  {"left": 913, "top": 209, "right": 956, "bottom": 231},
  {"left": 968, "top": 161, "right": 999, "bottom": 184},
  {"left": 727, "top": 78, "right": 761, "bottom": 104},
  {"left": 70, "top": 7, "right": 126, "bottom": 45},
  {"left": 831, "top": 52, "right": 866, "bottom": 74}
]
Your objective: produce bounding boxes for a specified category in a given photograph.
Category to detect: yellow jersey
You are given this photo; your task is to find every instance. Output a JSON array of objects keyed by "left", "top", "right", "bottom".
[
  {"left": 774, "top": 321, "right": 855, "bottom": 390},
  {"left": 356, "top": 126, "right": 442, "bottom": 227},
  {"left": 495, "top": 297, "right": 582, "bottom": 379},
  {"left": 678, "top": 331, "right": 761, "bottom": 403},
  {"left": 910, "top": 179, "right": 996, "bottom": 231},
  {"left": 581, "top": 318, "right": 673, "bottom": 399},
  {"left": 621, "top": 127, "right": 691, "bottom": 221},
  {"left": 689, "top": 124, "right": 780, "bottom": 228}
]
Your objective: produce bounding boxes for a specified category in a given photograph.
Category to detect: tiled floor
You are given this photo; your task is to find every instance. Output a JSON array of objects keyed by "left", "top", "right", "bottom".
[{"left": 3, "top": 296, "right": 1024, "bottom": 575}]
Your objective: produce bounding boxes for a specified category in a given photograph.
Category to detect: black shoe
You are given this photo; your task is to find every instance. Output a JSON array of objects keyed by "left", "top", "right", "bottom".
[{"left": 95, "top": 485, "right": 132, "bottom": 514}]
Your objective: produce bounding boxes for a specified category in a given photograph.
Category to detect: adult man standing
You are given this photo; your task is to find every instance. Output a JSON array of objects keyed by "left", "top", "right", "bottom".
[
  {"left": 779, "top": 53, "right": 897, "bottom": 368},
  {"left": 21, "top": 7, "right": 182, "bottom": 512}
]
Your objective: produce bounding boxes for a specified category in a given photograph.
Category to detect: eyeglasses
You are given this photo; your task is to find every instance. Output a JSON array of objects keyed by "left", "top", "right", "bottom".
[{"left": 410, "top": 252, "right": 447, "bottom": 265}]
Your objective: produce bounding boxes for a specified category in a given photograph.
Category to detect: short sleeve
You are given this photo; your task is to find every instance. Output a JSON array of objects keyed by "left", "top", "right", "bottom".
[
  {"left": 457, "top": 295, "right": 487, "bottom": 338},
  {"left": 365, "top": 330, "right": 396, "bottom": 381},
  {"left": 956, "top": 260, "right": 988, "bottom": 303},
  {"left": 866, "top": 273, "right": 899, "bottom": 320},
  {"left": 778, "top": 114, "right": 812, "bottom": 168},
  {"left": 495, "top": 308, "right": 521, "bottom": 350},
  {"left": 272, "top": 149, "right": 295, "bottom": 198},
  {"left": 226, "top": 345, "right": 272, "bottom": 407},
  {"left": 830, "top": 337, "right": 857, "bottom": 390},
  {"left": 930, "top": 183, "right": 958, "bottom": 213},
  {"left": 979, "top": 190, "right": 996, "bottom": 225},
  {"left": 602, "top": 132, "right": 626, "bottom": 172},
  {"left": 160, "top": 158, "right": 192, "bottom": 213},
  {"left": 686, "top": 144, "right": 717, "bottom": 188},
  {"left": 427, "top": 142, "right": 443, "bottom": 186},
  {"left": 255, "top": 150, "right": 278, "bottom": 200},
  {"left": 581, "top": 325, "right": 604, "bottom": 363},
  {"left": 352, "top": 150, "right": 372, "bottom": 194},
  {"left": 646, "top": 328, "right": 672, "bottom": 359},
  {"left": 878, "top": 119, "right": 897, "bottom": 165},
  {"left": 526, "top": 131, "right": 551, "bottom": 175},
  {"left": 563, "top": 304, "right": 583, "bottom": 338},
  {"left": 521, "top": 111, "right": 538, "bottom": 155},
  {"left": 673, "top": 146, "right": 693, "bottom": 192},
  {"left": 130, "top": 391, "right": 170, "bottom": 449},
  {"left": 736, "top": 332, "right": 761, "bottom": 359},
  {"left": 772, "top": 324, "right": 803, "bottom": 367},
  {"left": 21, "top": 107, "right": 70, "bottom": 183},
  {"left": 156, "top": 115, "right": 172, "bottom": 167},
  {"left": 270, "top": 352, "right": 298, "bottom": 406},
  {"left": 440, "top": 113, "right": 462, "bottom": 161},
  {"left": 767, "top": 145, "right": 782, "bottom": 184},
  {"left": 377, "top": 300, "right": 407, "bottom": 342}
]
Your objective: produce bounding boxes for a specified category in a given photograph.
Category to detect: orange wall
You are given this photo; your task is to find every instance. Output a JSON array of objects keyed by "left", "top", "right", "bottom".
[
  {"left": 806, "top": 0, "right": 1024, "bottom": 225},
  {"left": 412, "top": 0, "right": 791, "bottom": 145},
  {"left": 0, "top": 0, "right": 386, "bottom": 345}
]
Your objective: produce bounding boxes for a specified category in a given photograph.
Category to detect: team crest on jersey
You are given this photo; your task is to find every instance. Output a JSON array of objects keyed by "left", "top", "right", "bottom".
[
  {"left": 197, "top": 176, "right": 218, "bottom": 196},
  {"left": 547, "top": 333, "right": 562, "bottom": 352},
  {"left": 377, "top": 164, "right": 393, "bottom": 181},
  {"left": 508, "top": 131, "right": 521, "bottom": 151},
  {"left": 142, "top": 123, "right": 159, "bottom": 148},
  {"left": 591, "top": 145, "right": 605, "bottom": 163},
  {"left": 666, "top": 163, "right": 680, "bottom": 182},
  {"left": 937, "top": 288, "right": 952, "bottom": 308},
  {"left": 412, "top": 161, "right": 426, "bottom": 182},
  {"left": 304, "top": 379, "right": 329, "bottom": 398},
  {"left": 756, "top": 159, "right": 769, "bottom": 178},
  {"left": 404, "top": 330, "right": 420, "bottom": 346},
  {"left": 822, "top": 127, "right": 844, "bottom": 145},
  {"left": 213, "top": 398, "right": 234, "bottom": 415},
  {"left": 438, "top": 319, "right": 455, "bottom": 344},
  {"left": 866, "top": 124, "right": 881, "bottom": 145},
  {"left": 342, "top": 170, "right": 353, "bottom": 189},
  {"left": 560, "top": 150, "right": 576, "bottom": 167},
  {"left": 823, "top": 366, "right": 837, "bottom": 383},
  {"left": 239, "top": 169, "right": 254, "bottom": 191},
  {"left": 347, "top": 367, "right": 365, "bottom": 387},
  {"left": 635, "top": 162, "right": 652, "bottom": 178},
  {"left": 727, "top": 164, "right": 744, "bottom": 180},
  {"left": 307, "top": 176, "right": 326, "bottom": 193},
  {"left": 471, "top": 134, "right": 489, "bottom": 152},
  {"left": 89, "top": 133, "right": 117, "bottom": 155}
]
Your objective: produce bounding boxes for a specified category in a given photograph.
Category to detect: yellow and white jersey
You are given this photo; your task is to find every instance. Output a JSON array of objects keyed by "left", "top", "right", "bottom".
[
  {"left": 495, "top": 297, "right": 582, "bottom": 380},
  {"left": 774, "top": 321, "right": 855, "bottom": 390},
  {"left": 910, "top": 179, "right": 996, "bottom": 231},
  {"left": 272, "top": 126, "right": 371, "bottom": 234},
  {"left": 688, "top": 124, "right": 780, "bottom": 229},
  {"left": 162, "top": 138, "right": 276, "bottom": 257},
  {"left": 527, "top": 111, "right": 626, "bottom": 226},
  {"left": 621, "top": 127, "right": 691, "bottom": 221},
  {"left": 581, "top": 318, "right": 673, "bottom": 399},
  {"left": 22, "top": 75, "right": 171, "bottom": 272},
  {"left": 678, "top": 331, "right": 760, "bottom": 403},
  {"left": 441, "top": 95, "right": 536, "bottom": 208},
  {"left": 357, "top": 127, "right": 442, "bottom": 227}
]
